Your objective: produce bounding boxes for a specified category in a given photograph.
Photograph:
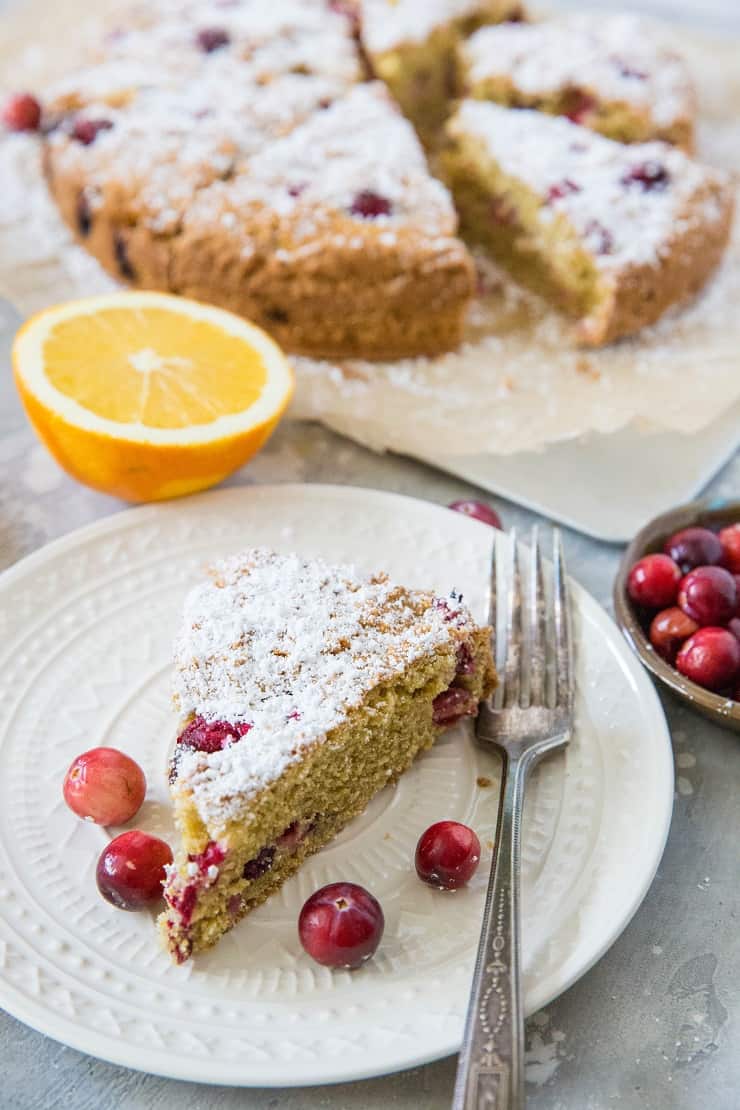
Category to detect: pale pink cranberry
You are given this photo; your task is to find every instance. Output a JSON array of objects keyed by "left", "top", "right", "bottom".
[
  {"left": 546, "top": 179, "right": 581, "bottom": 203},
  {"left": 350, "top": 190, "right": 392, "bottom": 218},
  {"left": 648, "top": 607, "right": 699, "bottom": 663},
  {"left": 432, "top": 687, "right": 478, "bottom": 726},
  {"left": 63, "top": 747, "right": 146, "bottom": 825},
  {"left": 2, "top": 92, "right": 42, "bottom": 132},
  {"left": 719, "top": 523, "right": 740, "bottom": 573},
  {"left": 177, "top": 716, "right": 251, "bottom": 754},
  {"left": 96, "top": 830, "right": 172, "bottom": 910},
  {"left": 663, "top": 527, "right": 723, "bottom": 573},
  {"left": 627, "top": 554, "right": 681, "bottom": 609},
  {"left": 415, "top": 820, "right": 481, "bottom": 890},
  {"left": 678, "top": 566, "right": 737, "bottom": 626},
  {"left": 299, "top": 882, "right": 384, "bottom": 969},
  {"left": 676, "top": 627, "right": 740, "bottom": 692},
  {"left": 196, "top": 27, "right": 231, "bottom": 52},
  {"left": 448, "top": 499, "right": 502, "bottom": 528},
  {"left": 621, "top": 161, "right": 670, "bottom": 191},
  {"left": 71, "top": 117, "right": 113, "bottom": 145}
]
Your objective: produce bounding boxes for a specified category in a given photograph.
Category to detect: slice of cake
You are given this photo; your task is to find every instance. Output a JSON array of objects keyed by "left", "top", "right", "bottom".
[
  {"left": 458, "top": 14, "right": 696, "bottom": 150},
  {"left": 442, "top": 101, "right": 734, "bottom": 345},
  {"left": 358, "top": 0, "right": 525, "bottom": 144},
  {"left": 160, "top": 549, "right": 496, "bottom": 963},
  {"left": 42, "top": 4, "right": 475, "bottom": 360}
]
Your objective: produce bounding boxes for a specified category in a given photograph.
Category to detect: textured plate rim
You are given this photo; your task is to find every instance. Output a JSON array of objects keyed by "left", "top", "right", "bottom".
[{"left": 0, "top": 484, "right": 675, "bottom": 1087}]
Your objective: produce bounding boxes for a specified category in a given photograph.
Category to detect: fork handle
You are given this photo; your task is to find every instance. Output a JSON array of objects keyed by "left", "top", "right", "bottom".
[{"left": 452, "top": 751, "right": 531, "bottom": 1110}]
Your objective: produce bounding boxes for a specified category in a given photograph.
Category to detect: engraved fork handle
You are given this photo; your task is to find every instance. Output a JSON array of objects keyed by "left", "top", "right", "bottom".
[{"left": 452, "top": 750, "right": 531, "bottom": 1110}]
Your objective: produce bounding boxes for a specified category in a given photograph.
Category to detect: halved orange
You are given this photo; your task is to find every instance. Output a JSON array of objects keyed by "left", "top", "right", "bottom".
[{"left": 13, "top": 292, "right": 294, "bottom": 502}]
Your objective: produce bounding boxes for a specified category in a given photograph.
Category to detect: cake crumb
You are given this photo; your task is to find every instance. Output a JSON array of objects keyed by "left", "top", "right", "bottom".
[{"left": 477, "top": 775, "right": 492, "bottom": 788}]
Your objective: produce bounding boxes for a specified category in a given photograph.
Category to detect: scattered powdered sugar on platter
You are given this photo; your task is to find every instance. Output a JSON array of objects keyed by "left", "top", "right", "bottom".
[
  {"left": 0, "top": 1, "right": 739, "bottom": 454},
  {"left": 173, "top": 548, "right": 477, "bottom": 827}
]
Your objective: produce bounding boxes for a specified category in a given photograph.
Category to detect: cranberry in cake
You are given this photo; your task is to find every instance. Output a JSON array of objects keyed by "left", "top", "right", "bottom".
[
  {"left": 160, "top": 549, "right": 495, "bottom": 962},
  {"left": 458, "top": 14, "right": 696, "bottom": 150},
  {"left": 442, "top": 101, "right": 734, "bottom": 345}
]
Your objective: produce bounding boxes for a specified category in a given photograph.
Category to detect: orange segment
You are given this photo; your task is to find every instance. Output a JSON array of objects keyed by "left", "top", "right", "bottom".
[{"left": 12, "top": 292, "right": 294, "bottom": 502}]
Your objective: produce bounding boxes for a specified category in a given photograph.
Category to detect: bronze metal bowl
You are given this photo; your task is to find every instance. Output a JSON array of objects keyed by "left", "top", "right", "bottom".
[{"left": 613, "top": 498, "right": 740, "bottom": 733}]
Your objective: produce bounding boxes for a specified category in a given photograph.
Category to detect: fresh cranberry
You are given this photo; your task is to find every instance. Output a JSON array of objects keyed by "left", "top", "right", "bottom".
[
  {"left": 648, "top": 607, "right": 699, "bottom": 663},
  {"left": 728, "top": 617, "right": 740, "bottom": 644},
  {"left": 719, "top": 523, "right": 740, "bottom": 573},
  {"left": 71, "top": 117, "right": 113, "bottom": 145},
  {"left": 546, "top": 179, "right": 581, "bottom": 203},
  {"left": 243, "top": 846, "right": 275, "bottom": 880},
  {"left": 349, "top": 190, "right": 392, "bottom": 218},
  {"left": 415, "top": 820, "right": 481, "bottom": 890},
  {"left": 627, "top": 554, "right": 681, "bottom": 609},
  {"left": 621, "top": 162, "right": 670, "bottom": 191},
  {"left": 565, "top": 91, "right": 596, "bottom": 124},
  {"left": 676, "top": 627, "right": 740, "bottom": 692},
  {"left": 448, "top": 499, "right": 502, "bottom": 528},
  {"left": 678, "top": 566, "right": 737, "bottom": 626},
  {"left": 96, "top": 830, "right": 173, "bottom": 910},
  {"left": 177, "top": 716, "right": 252, "bottom": 754},
  {"left": 298, "top": 882, "right": 384, "bottom": 969},
  {"left": 432, "top": 687, "right": 478, "bottom": 726},
  {"left": 196, "top": 27, "right": 231, "bottom": 52},
  {"left": 2, "top": 92, "right": 42, "bottom": 132},
  {"left": 663, "top": 527, "right": 723, "bottom": 573},
  {"left": 584, "top": 220, "right": 614, "bottom": 255},
  {"left": 63, "top": 747, "right": 146, "bottom": 825}
]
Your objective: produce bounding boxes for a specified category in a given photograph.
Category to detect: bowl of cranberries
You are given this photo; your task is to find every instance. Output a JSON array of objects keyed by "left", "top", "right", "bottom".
[{"left": 614, "top": 500, "right": 740, "bottom": 731}]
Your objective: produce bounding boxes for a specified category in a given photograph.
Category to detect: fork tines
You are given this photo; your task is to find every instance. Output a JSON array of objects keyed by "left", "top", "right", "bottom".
[{"left": 491, "top": 527, "right": 573, "bottom": 711}]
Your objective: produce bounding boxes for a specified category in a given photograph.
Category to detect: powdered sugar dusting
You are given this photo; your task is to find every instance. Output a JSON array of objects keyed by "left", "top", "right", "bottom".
[
  {"left": 359, "top": 0, "right": 504, "bottom": 55},
  {"left": 463, "top": 13, "right": 694, "bottom": 129},
  {"left": 448, "top": 100, "right": 729, "bottom": 271},
  {"left": 173, "top": 548, "right": 478, "bottom": 828}
]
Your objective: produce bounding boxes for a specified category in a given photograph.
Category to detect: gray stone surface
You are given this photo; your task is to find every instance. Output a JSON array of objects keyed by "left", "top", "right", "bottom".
[{"left": 0, "top": 293, "right": 738, "bottom": 1108}]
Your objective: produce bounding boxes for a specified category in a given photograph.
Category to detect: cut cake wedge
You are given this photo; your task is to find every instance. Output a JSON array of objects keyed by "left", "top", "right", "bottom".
[{"left": 160, "top": 549, "right": 496, "bottom": 963}]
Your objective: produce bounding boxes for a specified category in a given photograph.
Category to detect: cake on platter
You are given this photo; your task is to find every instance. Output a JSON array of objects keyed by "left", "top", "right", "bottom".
[
  {"left": 442, "top": 100, "right": 733, "bottom": 346},
  {"left": 160, "top": 548, "right": 496, "bottom": 962},
  {"left": 458, "top": 13, "right": 696, "bottom": 150}
]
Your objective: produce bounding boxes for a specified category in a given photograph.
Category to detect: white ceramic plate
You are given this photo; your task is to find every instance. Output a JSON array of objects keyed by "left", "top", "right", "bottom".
[{"left": 0, "top": 485, "right": 673, "bottom": 1087}]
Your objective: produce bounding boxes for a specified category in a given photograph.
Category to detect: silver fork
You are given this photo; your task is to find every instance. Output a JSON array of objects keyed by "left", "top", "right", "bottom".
[{"left": 452, "top": 527, "right": 574, "bottom": 1110}]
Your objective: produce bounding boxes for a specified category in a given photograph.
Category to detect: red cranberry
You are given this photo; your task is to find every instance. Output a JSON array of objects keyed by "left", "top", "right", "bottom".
[
  {"left": 678, "top": 566, "right": 737, "bottom": 626},
  {"left": 729, "top": 617, "right": 740, "bottom": 644},
  {"left": 177, "top": 716, "right": 252, "bottom": 754},
  {"left": 565, "top": 91, "right": 596, "bottom": 123},
  {"left": 196, "top": 27, "right": 231, "bottom": 52},
  {"left": 96, "top": 830, "right": 173, "bottom": 910},
  {"left": 456, "top": 642, "right": 476, "bottom": 675},
  {"left": 415, "top": 820, "right": 481, "bottom": 890},
  {"left": 448, "top": 499, "right": 502, "bottom": 528},
  {"left": 243, "top": 846, "right": 275, "bottom": 880},
  {"left": 71, "top": 117, "right": 113, "bottom": 145},
  {"left": 298, "top": 882, "right": 384, "bottom": 969},
  {"left": 676, "top": 627, "right": 740, "bottom": 692},
  {"left": 584, "top": 220, "right": 614, "bottom": 255},
  {"left": 546, "top": 179, "right": 581, "bottom": 203},
  {"left": 627, "top": 554, "right": 681, "bottom": 609},
  {"left": 63, "top": 747, "right": 146, "bottom": 825},
  {"left": 432, "top": 687, "right": 478, "bottom": 726},
  {"left": 621, "top": 161, "right": 670, "bottom": 191},
  {"left": 648, "top": 607, "right": 699, "bottom": 663},
  {"left": 349, "top": 190, "right": 392, "bottom": 218},
  {"left": 2, "top": 92, "right": 42, "bottom": 132},
  {"left": 663, "top": 527, "right": 723, "bottom": 573},
  {"left": 719, "top": 523, "right": 740, "bottom": 573}
]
